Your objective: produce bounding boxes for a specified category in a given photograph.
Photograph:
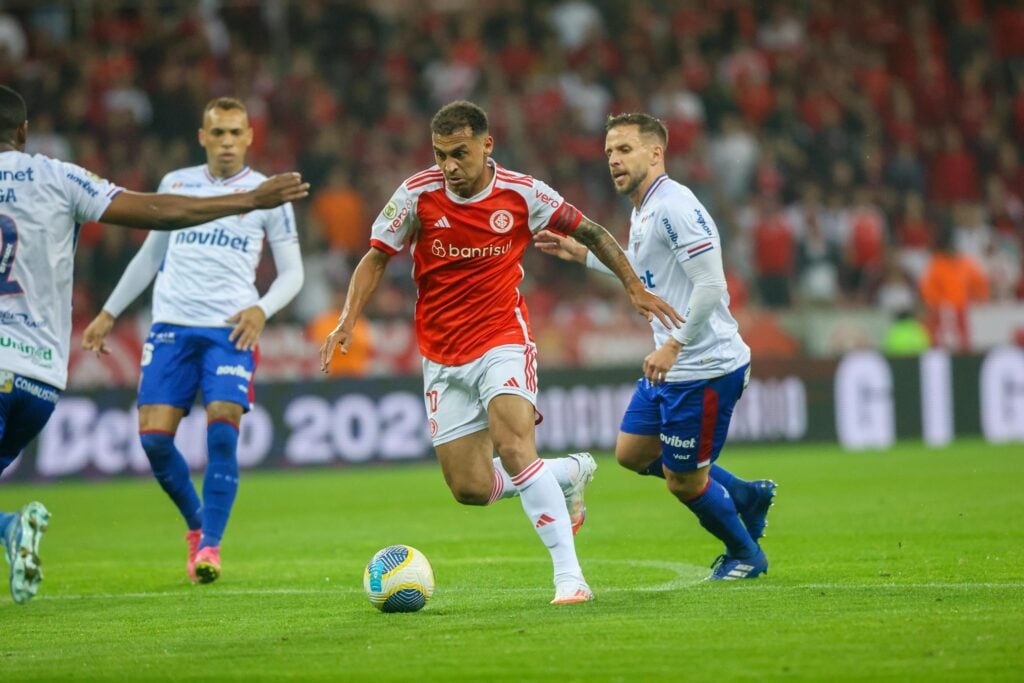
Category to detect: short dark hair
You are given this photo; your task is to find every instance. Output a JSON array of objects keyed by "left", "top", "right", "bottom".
[
  {"left": 203, "top": 96, "right": 248, "bottom": 118},
  {"left": 431, "top": 100, "right": 489, "bottom": 136},
  {"left": 606, "top": 113, "right": 669, "bottom": 148},
  {"left": 0, "top": 86, "right": 27, "bottom": 139}
]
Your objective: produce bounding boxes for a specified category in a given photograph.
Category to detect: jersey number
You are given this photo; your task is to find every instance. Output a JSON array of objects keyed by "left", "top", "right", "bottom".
[{"left": 0, "top": 215, "right": 24, "bottom": 295}]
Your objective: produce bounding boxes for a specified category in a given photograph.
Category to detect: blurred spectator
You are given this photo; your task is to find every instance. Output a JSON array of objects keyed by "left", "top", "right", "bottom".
[
  {"left": 548, "top": 0, "right": 604, "bottom": 52},
  {"left": 0, "top": 11, "right": 27, "bottom": 61},
  {"left": 23, "top": 112, "right": 71, "bottom": 160},
  {"left": 709, "top": 114, "right": 759, "bottom": 202},
  {"left": 952, "top": 203, "right": 993, "bottom": 263},
  {"left": 752, "top": 198, "right": 795, "bottom": 308},
  {"left": 305, "top": 291, "right": 372, "bottom": 376},
  {"left": 311, "top": 164, "right": 366, "bottom": 254},
  {"left": 884, "top": 141, "right": 926, "bottom": 196},
  {"left": 882, "top": 309, "right": 932, "bottom": 356},
  {"left": 930, "top": 125, "right": 980, "bottom": 205},
  {"left": 919, "top": 229, "right": 990, "bottom": 349},
  {"left": 842, "top": 188, "right": 887, "bottom": 299},
  {"left": 894, "top": 192, "right": 935, "bottom": 281},
  {"left": 873, "top": 254, "right": 917, "bottom": 316},
  {"left": 790, "top": 181, "right": 839, "bottom": 304}
]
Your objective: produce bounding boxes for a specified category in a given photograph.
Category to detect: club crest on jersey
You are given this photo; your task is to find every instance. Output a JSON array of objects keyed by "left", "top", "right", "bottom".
[
  {"left": 0, "top": 370, "right": 12, "bottom": 393},
  {"left": 489, "top": 209, "right": 514, "bottom": 234}
]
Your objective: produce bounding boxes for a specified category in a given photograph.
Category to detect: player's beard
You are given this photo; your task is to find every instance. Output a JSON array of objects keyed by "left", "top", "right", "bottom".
[{"left": 616, "top": 168, "right": 647, "bottom": 197}]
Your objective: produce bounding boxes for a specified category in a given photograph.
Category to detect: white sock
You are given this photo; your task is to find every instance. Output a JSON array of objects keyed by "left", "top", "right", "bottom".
[
  {"left": 490, "top": 456, "right": 581, "bottom": 501},
  {"left": 511, "top": 459, "right": 581, "bottom": 583},
  {"left": 542, "top": 456, "right": 581, "bottom": 491},
  {"left": 487, "top": 458, "right": 517, "bottom": 504}
]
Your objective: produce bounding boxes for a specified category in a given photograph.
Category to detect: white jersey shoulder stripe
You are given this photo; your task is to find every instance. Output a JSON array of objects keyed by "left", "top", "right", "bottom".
[
  {"left": 640, "top": 174, "right": 670, "bottom": 209},
  {"left": 404, "top": 167, "right": 444, "bottom": 189}
]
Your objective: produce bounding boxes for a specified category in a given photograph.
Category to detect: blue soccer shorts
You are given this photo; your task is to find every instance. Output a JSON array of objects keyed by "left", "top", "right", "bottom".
[
  {"left": 620, "top": 364, "right": 750, "bottom": 472},
  {"left": 0, "top": 370, "right": 60, "bottom": 471},
  {"left": 137, "top": 323, "right": 257, "bottom": 413}
]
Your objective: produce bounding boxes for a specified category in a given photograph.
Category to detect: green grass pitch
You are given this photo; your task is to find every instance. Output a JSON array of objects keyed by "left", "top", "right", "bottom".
[{"left": 1, "top": 440, "right": 1022, "bottom": 681}]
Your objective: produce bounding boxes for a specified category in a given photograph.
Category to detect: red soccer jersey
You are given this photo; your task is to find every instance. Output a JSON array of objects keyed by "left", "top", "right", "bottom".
[{"left": 370, "top": 161, "right": 583, "bottom": 365}]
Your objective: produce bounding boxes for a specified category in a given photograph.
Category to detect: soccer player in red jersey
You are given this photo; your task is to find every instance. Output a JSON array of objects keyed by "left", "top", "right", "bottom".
[{"left": 319, "top": 101, "right": 681, "bottom": 604}]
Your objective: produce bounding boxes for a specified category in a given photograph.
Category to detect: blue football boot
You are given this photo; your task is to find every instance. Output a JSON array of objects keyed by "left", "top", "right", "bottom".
[
  {"left": 707, "top": 547, "right": 768, "bottom": 581},
  {"left": 738, "top": 479, "right": 776, "bottom": 541}
]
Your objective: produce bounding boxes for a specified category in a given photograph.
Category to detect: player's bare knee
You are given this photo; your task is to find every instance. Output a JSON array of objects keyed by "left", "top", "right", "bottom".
[
  {"left": 207, "top": 401, "right": 243, "bottom": 425},
  {"left": 492, "top": 439, "right": 534, "bottom": 474},
  {"left": 665, "top": 470, "right": 708, "bottom": 502},
  {"left": 448, "top": 482, "right": 490, "bottom": 506},
  {"left": 614, "top": 448, "right": 647, "bottom": 472}
]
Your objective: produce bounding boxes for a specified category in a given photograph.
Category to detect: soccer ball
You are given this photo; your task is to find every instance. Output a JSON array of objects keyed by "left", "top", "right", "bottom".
[{"left": 363, "top": 545, "right": 435, "bottom": 613}]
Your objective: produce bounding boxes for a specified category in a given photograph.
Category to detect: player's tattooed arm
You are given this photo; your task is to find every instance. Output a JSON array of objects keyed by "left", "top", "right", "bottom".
[
  {"left": 573, "top": 217, "right": 684, "bottom": 328},
  {"left": 572, "top": 217, "right": 640, "bottom": 288}
]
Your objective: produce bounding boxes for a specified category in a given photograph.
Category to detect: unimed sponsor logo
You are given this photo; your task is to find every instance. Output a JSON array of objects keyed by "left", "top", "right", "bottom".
[{"left": 0, "top": 334, "right": 53, "bottom": 367}]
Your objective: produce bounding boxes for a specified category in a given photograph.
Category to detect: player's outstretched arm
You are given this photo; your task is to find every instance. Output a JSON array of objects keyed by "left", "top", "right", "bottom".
[
  {"left": 533, "top": 229, "right": 587, "bottom": 263},
  {"left": 99, "top": 173, "right": 310, "bottom": 231},
  {"left": 82, "top": 311, "right": 116, "bottom": 356},
  {"left": 571, "top": 217, "right": 684, "bottom": 328},
  {"left": 319, "top": 247, "right": 391, "bottom": 373}
]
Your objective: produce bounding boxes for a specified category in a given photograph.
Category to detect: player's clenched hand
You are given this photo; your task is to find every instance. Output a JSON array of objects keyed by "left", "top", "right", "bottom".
[
  {"left": 227, "top": 305, "right": 266, "bottom": 351},
  {"left": 82, "top": 310, "right": 116, "bottom": 357},
  {"left": 533, "top": 230, "right": 587, "bottom": 263},
  {"left": 251, "top": 173, "right": 310, "bottom": 208},
  {"left": 643, "top": 339, "right": 683, "bottom": 385},
  {"left": 628, "top": 287, "right": 685, "bottom": 329},
  {"left": 319, "top": 319, "right": 354, "bottom": 373}
]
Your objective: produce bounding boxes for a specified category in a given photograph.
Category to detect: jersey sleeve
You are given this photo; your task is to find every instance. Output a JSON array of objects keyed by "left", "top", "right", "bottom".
[
  {"left": 653, "top": 197, "right": 719, "bottom": 263},
  {"left": 57, "top": 160, "right": 123, "bottom": 224},
  {"left": 155, "top": 173, "right": 173, "bottom": 194},
  {"left": 527, "top": 178, "right": 583, "bottom": 236},
  {"left": 369, "top": 184, "right": 420, "bottom": 254},
  {"left": 263, "top": 202, "right": 299, "bottom": 246}
]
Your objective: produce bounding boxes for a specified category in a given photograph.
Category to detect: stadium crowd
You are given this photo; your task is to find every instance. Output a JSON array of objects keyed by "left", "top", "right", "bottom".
[{"left": 2, "top": 0, "right": 1023, "bottom": 371}]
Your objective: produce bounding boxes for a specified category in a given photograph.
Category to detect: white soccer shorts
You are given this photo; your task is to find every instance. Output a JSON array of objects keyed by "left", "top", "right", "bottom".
[{"left": 422, "top": 343, "right": 538, "bottom": 446}]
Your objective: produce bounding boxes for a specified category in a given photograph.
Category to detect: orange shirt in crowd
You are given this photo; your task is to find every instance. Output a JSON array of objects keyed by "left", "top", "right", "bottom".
[
  {"left": 919, "top": 253, "right": 990, "bottom": 310},
  {"left": 312, "top": 186, "right": 366, "bottom": 252},
  {"left": 306, "top": 311, "right": 372, "bottom": 376}
]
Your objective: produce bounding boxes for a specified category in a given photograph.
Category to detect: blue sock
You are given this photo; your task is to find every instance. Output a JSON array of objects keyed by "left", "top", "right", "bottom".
[
  {"left": 711, "top": 464, "right": 754, "bottom": 510},
  {"left": 140, "top": 431, "right": 202, "bottom": 530},
  {"left": 684, "top": 478, "right": 759, "bottom": 559},
  {"left": 639, "top": 459, "right": 666, "bottom": 478},
  {"left": 0, "top": 511, "right": 14, "bottom": 546},
  {"left": 201, "top": 420, "right": 240, "bottom": 549}
]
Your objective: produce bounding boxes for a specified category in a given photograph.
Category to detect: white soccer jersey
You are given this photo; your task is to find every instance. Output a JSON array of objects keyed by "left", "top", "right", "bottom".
[
  {"left": 150, "top": 165, "right": 298, "bottom": 326},
  {"left": 626, "top": 175, "right": 750, "bottom": 381},
  {"left": 0, "top": 151, "right": 122, "bottom": 389}
]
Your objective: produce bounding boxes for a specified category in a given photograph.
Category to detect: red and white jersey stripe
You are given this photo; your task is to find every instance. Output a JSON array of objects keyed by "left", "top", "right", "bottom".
[{"left": 370, "top": 161, "right": 584, "bottom": 366}]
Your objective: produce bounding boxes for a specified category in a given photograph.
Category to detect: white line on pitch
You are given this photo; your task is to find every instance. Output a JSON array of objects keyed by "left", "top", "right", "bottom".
[{"left": 36, "top": 582, "right": 1024, "bottom": 602}]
